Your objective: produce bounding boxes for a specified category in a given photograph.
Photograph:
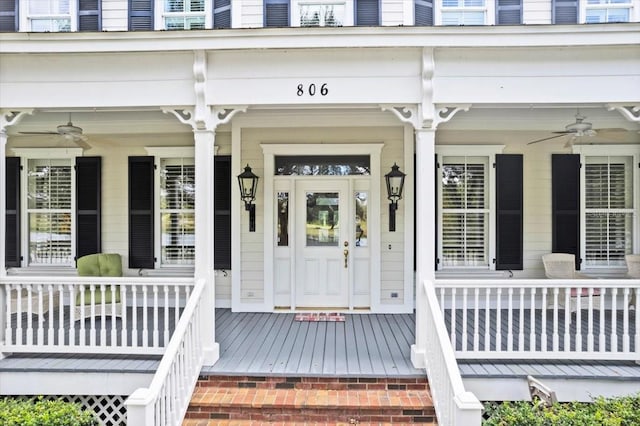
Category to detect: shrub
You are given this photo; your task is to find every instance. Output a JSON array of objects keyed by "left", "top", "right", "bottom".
[
  {"left": 483, "top": 393, "right": 640, "bottom": 426},
  {"left": 0, "top": 397, "right": 98, "bottom": 426}
]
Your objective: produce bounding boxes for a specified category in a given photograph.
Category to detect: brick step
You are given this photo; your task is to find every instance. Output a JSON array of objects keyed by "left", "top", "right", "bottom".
[
  {"left": 185, "top": 386, "right": 436, "bottom": 424},
  {"left": 183, "top": 421, "right": 429, "bottom": 426},
  {"left": 196, "top": 375, "right": 429, "bottom": 392}
]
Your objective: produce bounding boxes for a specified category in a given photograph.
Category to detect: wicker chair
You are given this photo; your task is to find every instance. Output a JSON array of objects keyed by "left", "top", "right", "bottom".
[
  {"left": 625, "top": 254, "right": 640, "bottom": 308},
  {"left": 542, "top": 253, "right": 599, "bottom": 312}
]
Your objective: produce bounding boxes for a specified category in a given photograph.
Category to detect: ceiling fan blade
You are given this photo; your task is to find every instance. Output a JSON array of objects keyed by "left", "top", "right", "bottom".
[
  {"left": 19, "top": 131, "right": 59, "bottom": 135},
  {"left": 527, "top": 134, "right": 569, "bottom": 145}
]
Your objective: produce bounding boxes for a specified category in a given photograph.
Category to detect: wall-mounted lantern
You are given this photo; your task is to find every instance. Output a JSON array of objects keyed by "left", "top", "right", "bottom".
[
  {"left": 385, "top": 163, "right": 406, "bottom": 232},
  {"left": 238, "top": 164, "right": 259, "bottom": 232}
]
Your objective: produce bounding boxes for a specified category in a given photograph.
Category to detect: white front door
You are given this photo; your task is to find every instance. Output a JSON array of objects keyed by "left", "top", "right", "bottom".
[{"left": 295, "top": 180, "right": 350, "bottom": 308}]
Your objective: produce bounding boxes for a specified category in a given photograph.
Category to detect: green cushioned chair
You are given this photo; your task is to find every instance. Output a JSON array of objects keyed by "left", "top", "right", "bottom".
[{"left": 76, "top": 253, "right": 123, "bottom": 319}]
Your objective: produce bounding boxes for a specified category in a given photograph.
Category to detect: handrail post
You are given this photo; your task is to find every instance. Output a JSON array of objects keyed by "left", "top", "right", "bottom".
[
  {"left": 126, "top": 388, "right": 155, "bottom": 426},
  {"left": 454, "top": 392, "right": 483, "bottom": 426}
]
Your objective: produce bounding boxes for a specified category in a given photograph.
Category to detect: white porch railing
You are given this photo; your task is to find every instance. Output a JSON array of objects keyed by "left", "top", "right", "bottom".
[
  {"left": 436, "top": 279, "right": 640, "bottom": 360},
  {"left": 126, "top": 277, "right": 206, "bottom": 426},
  {"left": 417, "top": 279, "right": 483, "bottom": 426},
  {"left": 1, "top": 276, "right": 194, "bottom": 355}
]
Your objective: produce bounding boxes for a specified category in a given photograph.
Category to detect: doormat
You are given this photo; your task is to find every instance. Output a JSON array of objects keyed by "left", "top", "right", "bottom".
[{"left": 294, "top": 313, "right": 345, "bottom": 322}]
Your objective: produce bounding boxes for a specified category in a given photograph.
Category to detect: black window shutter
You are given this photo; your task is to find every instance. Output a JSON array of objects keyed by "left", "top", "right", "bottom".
[
  {"left": 129, "top": 0, "right": 153, "bottom": 30},
  {"left": 552, "top": 0, "right": 578, "bottom": 24},
  {"left": 552, "top": 154, "right": 581, "bottom": 270},
  {"left": 496, "top": 0, "right": 522, "bottom": 25},
  {"left": 129, "top": 156, "right": 155, "bottom": 269},
  {"left": 76, "top": 157, "right": 102, "bottom": 259},
  {"left": 5, "top": 157, "right": 20, "bottom": 267},
  {"left": 414, "top": 0, "right": 433, "bottom": 26},
  {"left": 0, "top": 0, "right": 18, "bottom": 32},
  {"left": 355, "top": 0, "right": 379, "bottom": 26},
  {"left": 264, "top": 0, "right": 289, "bottom": 27},
  {"left": 495, "top": 154, "right": 523, "bottom": 270},
  {"left": 214, "top": 0, "right": 231, "bottom": 28},
  {"left": 78, "top": 0, "right": 101, "bottom": 31},
  {"left": 214, "top": 156, "right": 232, "bottom": 269}
]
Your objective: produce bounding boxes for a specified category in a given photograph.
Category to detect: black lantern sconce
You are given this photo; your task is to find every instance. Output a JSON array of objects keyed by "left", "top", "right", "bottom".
[
  {"left": 385, "top": 163, "right": 406, "bottom": 232},
  {"left": 238, "top": 164, "right": 259, "bottom": 232}
]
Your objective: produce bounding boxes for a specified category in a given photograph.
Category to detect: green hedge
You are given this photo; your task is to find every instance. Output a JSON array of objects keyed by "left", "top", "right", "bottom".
[
  {"left": 0, "top": 398, "right": 98, "bottom": 426},
  {"left": 483, "top": 394, "right": 640, "bottom": 426}
]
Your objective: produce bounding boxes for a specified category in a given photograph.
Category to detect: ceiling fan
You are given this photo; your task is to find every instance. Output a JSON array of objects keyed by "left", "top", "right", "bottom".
[
  {"left": 18, "top": 114, "right": 91, "bottom": 149},
  {"left": 527, "top": 110, "right": 627, "bottom": 148}
]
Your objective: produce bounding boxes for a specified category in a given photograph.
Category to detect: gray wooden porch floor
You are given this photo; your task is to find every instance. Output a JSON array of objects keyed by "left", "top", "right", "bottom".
[{"left": 1, "top": 309, "right": 639, "bottom": 382}]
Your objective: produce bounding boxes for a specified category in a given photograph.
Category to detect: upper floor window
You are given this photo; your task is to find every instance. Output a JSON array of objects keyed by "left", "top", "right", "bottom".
[
  {"left": 584, "top": 0, "right": 632, "bottom": 22},
  {"left": 162, "top": 0, "right": 206, "bottom": 30},
  {"left": 129, "top": 0, "right": 230, "bottom": 31},
  {"left": 441, "top": 0, "right": 487, "bottom": 25},
  {"left": 265, "top": 0, "right": 378, "bottom": 27},
  {"left": 17, "top": 0, "right": 100, "bottom": 32}
]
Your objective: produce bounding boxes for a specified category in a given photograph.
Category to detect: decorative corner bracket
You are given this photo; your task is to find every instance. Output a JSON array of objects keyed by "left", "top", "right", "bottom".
[
  {"left": 379, "top": 105, "right": 420, "bottom": 128},
  {"left": 432, "top": 104, "right": 472, "bottom": 128},
  {"left": 606, "top": 104, "right": 640, "bottom": 123},
  {"left": 162, "top": 106, "right": 248, "bottom": 132},
  {"left": 0, "top": 109, "right": 34, "bottom": 134}
]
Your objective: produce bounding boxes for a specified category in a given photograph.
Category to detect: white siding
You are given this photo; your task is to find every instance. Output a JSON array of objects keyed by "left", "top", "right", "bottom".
[
  {"left": 240, "top": 0, "right": 264, "bottom": 28},
  {"left": 523, "top": 0, "right": 553, "bottom": 24},
  {"left": 101, "top": 0, "right": 129, "bottom": 31},
  {"left": 381, "top": 0, "right": 407, "bottom": 26}
]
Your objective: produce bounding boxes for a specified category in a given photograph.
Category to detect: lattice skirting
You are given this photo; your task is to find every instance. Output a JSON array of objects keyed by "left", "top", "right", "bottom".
[{"left": 8, "top": 394, "right": 127, "bottom": 426}]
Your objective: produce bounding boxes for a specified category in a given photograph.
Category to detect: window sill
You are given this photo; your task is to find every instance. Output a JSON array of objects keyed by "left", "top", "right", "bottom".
[{"left": 138, "top": 267, "right": 195, "bottom": 277}]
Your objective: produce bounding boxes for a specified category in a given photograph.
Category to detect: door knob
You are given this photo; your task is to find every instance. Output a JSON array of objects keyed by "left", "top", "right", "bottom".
[{"left": 343, "top": 249, "right": 349, "bottom": 268}]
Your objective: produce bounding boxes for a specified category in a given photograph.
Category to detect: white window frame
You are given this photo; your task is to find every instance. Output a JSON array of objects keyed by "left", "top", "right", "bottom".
[
  {"left": 435, "top": 145, "right": 503, "bottom": 270},
  {"left": 574, "top": 144, "right": 640, "bottom": 270},
  {"left": 11, "top": 148, "right": 83, "bottom": 268},
  {"left": 155, "top": 0, "right": 212, "bottom": 30},
  {"left": 581, "top": 0, "right": 638, "bottom": 23},
  {"left": 145, "top": 147, "right": 196, "bottom": 269},
  {"left": 434, "top": 0, "right": 495, "bottom": 25},
  {"left": 291, "top": 0, "right": 353, "bottom": 27},
  {"left": 20, "top": 0, "right": 77, "bottom": 32}
]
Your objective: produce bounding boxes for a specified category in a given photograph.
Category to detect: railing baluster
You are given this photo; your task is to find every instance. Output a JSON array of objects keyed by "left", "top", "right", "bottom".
[
  {"left": 132, "top": 286, "right": 139, "bottom": 348},
  {"left": 68, "top": 284, "right": 75, "bottom": 347},
  {"left": 4, "top": 286, "right": 12, "bottom": 346},
  {"left": 450, "top": 288, "right": 457, "bottom": 350},
  {"left": 496, "top": 288, "right": 502, "bottom": 352},
  {"left": 16, "top": 285, "right": 23, "bottom": 346},
  {"left": 563, "top": 287, "right": 571, "bottom": 352},
  {"left": 164, "top": 285, "right": 170, "bottom": 347},
  {"left": 26, "top": 286, "right": 33, "bottom": 346},
  {"left": 57, "top": 284, "right": 65, "bottom": 346},
  {"left": 153, "top": 285, "right": 159, "bottom": 348},
  {"left": 79, "top": 285, "right": 86, "bottom": 347},
  {"left": 484, "top": 288, "right": 491, "bottom": 352},
  {"left": 143, "top": 286, "right": 149, "bottom": 347},
  {"left": 518, "top": 288, "right": 524, "bottom": 351},
  {"left": 100, "top": 284, "right": 107, "bottom": 346},
  {"left": 507, "top": 288, "right": 514, "bottom": 352},
  {"left": 552, "top": 287, "right": 559, "bottom": 352},
  {"left": 90, "top": 284, "right": 97, "bottom": 347},
  {"left": 111, "top": 284, "right": 118, "bottom": 345},
  {"left": 587, "top": 287, "right": 594, "bottom": 353},
  {"left": 461, "top": 288, "right": 468, "bottom": 352},
  {"left": 599, "top": 288, "right": 606, "bottom": 353},
  {"left": 174, "top": 285, "right": 181, "bottom": 332},
  {"left": 611, "top": 288, "right": 618, "bottom": 353},
  {"left": 575, "top": 286, "right": 582, "bottom": 353},
  {"left": 121, "top": 286, "right": 127, "bottom": 347},
  {"left": 623, "top": 288, "right": 630, "bottom": 353},
  {"left": 541, "top": 287, "right": 547, "bottom": 352},
  {"left": 529, "top": 288, "right": 536, "bottom": 352},
  {"left": 473, "top": 288, "right": 479, "bottom": 351}
]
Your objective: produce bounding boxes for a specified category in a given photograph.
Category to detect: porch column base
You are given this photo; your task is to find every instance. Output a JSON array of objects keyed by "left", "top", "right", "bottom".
[
  {"left": 411, "top": 344, "right": 426, "bottom": 369},
  {"left": 202, "top": 343, "right": 220, "bottom": 366}
]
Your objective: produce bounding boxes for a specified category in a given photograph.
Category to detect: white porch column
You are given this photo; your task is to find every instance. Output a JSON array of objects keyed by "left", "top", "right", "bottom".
[
  {"left": 411, "top": 128, "right": 436, "bottom": 369},
  {"left": 0, "top": 126, "right": 7, "bottom": 359},
  {"left": 194, "top": 129, "right": 219, "bottom": 365}
]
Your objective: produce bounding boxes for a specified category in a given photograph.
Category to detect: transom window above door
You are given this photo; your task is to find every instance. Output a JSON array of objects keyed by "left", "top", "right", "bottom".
[{"left": 275, "top": 155, "right": 370, "bottom": 176}]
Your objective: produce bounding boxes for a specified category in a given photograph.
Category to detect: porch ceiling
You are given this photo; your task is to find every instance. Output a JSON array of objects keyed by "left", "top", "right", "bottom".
[{"left": 5, "top": 105, "right": 639, "bottom": 146}]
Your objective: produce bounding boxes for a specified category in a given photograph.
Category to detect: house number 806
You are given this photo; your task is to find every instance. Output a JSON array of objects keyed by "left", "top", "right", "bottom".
[{"left": 297, "top": 83, "right": 328, "bottom": 97}]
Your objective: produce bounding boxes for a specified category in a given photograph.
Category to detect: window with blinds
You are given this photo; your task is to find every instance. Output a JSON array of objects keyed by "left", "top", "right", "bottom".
[
  {"left": 441, "top": 0, "right": 486, "bottom": 25},
  {"left": 585, "top": 0, "right": 631, "bottom": 23},
  {"left": 160, "top": 158, "right": 195, "bottom": 266},
  {"left": 585, "top": 156, "right": 633, "bottom": 267},
  {"left": 441, "top": 156, "right": 489, "bottom": 267},
  {"left": 28, "top": 0, "right": 72, "bottom": 31},
  {"left": 164, "top": 0, "right": 205, "bottom": 29},
  {"left": 27, "top": 158, "right": 73, "bottom": 265}
]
